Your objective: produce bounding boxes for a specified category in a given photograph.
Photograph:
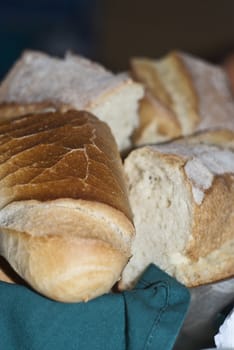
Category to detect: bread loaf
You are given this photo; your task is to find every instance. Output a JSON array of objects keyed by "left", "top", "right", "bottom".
[
  {"left": 0, "top": 51, "right": 143, "bottom": 151},
  {"left": 0, "top": 110, "right": 135, "bottom": 302},
  {"left": 120, "top": 140, "right": 234, "bottom": 289},
  {"left": 131, "top": 52, "right": 234, "bottom": 145}
]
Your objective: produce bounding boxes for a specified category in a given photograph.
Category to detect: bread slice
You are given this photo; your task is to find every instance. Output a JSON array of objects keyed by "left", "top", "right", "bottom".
[
  {"left": 0, "top": 51, "right": 143, "bottom": 151},
  {"left": 131, "top": 52, "right": 234, "bottom": 145},
  {"left": 120, "top": 141, "right": 234, "bottom": 289},
  {"left": 0, "top": 110, "right": 135, "bottom": 302}
]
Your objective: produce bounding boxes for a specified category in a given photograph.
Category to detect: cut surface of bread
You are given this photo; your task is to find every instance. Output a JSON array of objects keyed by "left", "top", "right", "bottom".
[
  {"left": 0, "top": 110, "right": 135, "bottom": 302},
  {"left": 0, "top": 51, "right": 143, "bottom": 151},
  {"left": 131, "top": 52, "right": 234, "bottom": 145},
  {"left": 120, "top": 142, "right": 234, "bottom": 289}
]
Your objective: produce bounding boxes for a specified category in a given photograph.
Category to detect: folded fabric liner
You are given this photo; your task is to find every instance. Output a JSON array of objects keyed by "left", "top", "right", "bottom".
[{"left": 0, "top": 264, "right": 190, "bottom": 350}]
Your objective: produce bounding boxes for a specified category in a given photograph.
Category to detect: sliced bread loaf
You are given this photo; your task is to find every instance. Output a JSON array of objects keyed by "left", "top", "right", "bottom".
[
  {"left": 120, "top": 140, "right": 234, "bottom": 288},
  {"left": 131, "top": 52, "right": 234, "bottom": 145}
]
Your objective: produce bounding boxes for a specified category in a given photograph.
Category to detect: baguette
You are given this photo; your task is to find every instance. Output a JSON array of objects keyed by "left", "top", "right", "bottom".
[
  {"left": 0, "top": 110, "right": 135, "bottom": 302},
  {"left": 131, "top": 52, "right": 234, "bottom": 145},
  {"left": 120, "top": 140, "right": 234, "bottom": 289},
  {"left": 0, "top": 51, "right": 143, "bottom": 151}
]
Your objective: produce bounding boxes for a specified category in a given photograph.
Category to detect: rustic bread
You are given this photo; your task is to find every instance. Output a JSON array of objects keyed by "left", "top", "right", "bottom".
[
  {"left": 120, "top": 141, "right": 234, "bottom": 289},
  {"left": 131, "top": 52, "right": 234, "bottom": 145},
  {"left": 0, "top": 110, "right": 135, "bottom": 302},
  {"left": 0, "top": 51, "right": 143, "bottom": 151}
]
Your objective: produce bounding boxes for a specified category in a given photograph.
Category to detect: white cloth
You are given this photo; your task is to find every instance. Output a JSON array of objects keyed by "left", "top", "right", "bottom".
[{"left": 214, "top": 307, "right": 234, "bottom": 349}]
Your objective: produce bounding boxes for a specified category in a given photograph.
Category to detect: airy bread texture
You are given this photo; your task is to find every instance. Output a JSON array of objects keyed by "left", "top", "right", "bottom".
[
  {"left": 131, "top": 52, "right": 234, "bottom": 145},
  {"left": 0, "top": 51, "right": 143, "bottom": 151},
  {"left": 0, "top": 110, "right": 135, "bottom": 302},
  {"left": 120, "top": 141, "right": 234, "bottom": 289}
]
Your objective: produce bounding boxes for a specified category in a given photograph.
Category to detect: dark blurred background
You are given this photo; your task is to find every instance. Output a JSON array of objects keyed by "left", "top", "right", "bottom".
[{"left": 0, "top": 0, "right": 234, "bottom": 79}]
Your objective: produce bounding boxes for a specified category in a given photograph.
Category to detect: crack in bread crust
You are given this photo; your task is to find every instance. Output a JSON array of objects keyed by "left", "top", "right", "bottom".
[{"left": 0, "top": 110, "right": 133, "bottom": 220}]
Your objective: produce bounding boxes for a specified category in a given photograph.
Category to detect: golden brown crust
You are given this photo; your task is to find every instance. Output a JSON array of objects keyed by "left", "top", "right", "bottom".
[
  {"left": 153, "top": 145, "right": 234, "bottom": 263},
  {"left": 121, "top": 142, "right": 234, "bottom": 289},
  {"left": 0, "top": 51, "right": 144, "bottom": 152},
  {"left": 132, "top": 94, "right": 181, "bottom": 144},
  {"left": 0, "top": 199, "right": 134, "bottom": 254},
  {"left": 186, "top": 174, "right": 234, "bottom": 260},
  {"left": 0, "top": 110, "right": 132, "bottom": 221},
  {"left": 0, "top": 110, "right": 134, "bottom": 301},
  {"left": 131, "top": 57, "right": 173, "bottom": 107},
  {"left": 131, "top": 51, "right": 234, "bottom": 145},
  {"left": 145, "top": 144, "right": 234, "bottom": 285},
  {"left": 131, "top": 57, "right": 182, "bottom": 144},
  {"left": 0, "top": 102, "right": 67, "bottom": 121},
  {"left": 1, "top": 228, "right": 129, "bottom": 302},
  {"left": 179, "top": 239, "right": 234, "bottom": 287},
  {"left": 160, "top": 145, "right": 234, "bottom": 284},
  {"left": 173, "top": 130, "right": 234, "bottom": 260},
  {"left": 187, "top": 269, "right": 234, "bottom": 287},
  {"left": 130, "top": 53, "right": 201, "bottom": 144},
  {"left": 169, "top": 51, "right": 200, "bottom": 128}
]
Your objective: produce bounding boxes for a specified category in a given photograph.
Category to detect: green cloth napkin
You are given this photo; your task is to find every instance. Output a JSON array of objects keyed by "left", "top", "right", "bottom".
[{"left": 0, "top": 264, "right": 190, "bottom": 350}]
